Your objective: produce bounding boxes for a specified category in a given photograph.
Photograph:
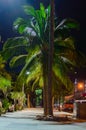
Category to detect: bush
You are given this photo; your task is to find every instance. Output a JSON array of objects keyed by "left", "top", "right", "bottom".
[
  {"left": 0, "top": 107, "right": 6, "bottom": 114},
  {"left": 2, "top": 99, "right": 11, "bottom": 111}
]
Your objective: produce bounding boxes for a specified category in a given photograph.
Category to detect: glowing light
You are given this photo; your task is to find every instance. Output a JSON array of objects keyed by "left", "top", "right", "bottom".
[
  {"left": 77, "top": 82, "right": 84, "bottom": 91},
  {"left": 26, "top": 71, "right": 30, "bottom": 75}
]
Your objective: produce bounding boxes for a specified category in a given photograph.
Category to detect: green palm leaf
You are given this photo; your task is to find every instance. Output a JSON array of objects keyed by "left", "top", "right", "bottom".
[
  {"left": 2, "top": 3, "right": 86, "bottom": 110},
  {"left": 23, "top": 5, "right": 35, "bottom": 16},
  {"left": 55, "top": 18, "right": 79, "bottom": 31},
  {"left": 18, "top": 48, "right": 41, "bottom": 78},
  {"left": 2, "top": 37, "right": 28, "bottom": 60},
  {"left": 9, "top": 54, "right": 27, "bottom": 67},
  {"left": 53, "top": 64, "right": 73, "bottom": 91}
]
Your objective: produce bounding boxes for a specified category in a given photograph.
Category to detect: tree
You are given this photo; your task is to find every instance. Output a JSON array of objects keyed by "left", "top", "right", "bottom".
[
  {"left": 47, "top": 0, "right": 55, "bottom": 116},
  {"left": 2, "top": 3, "right": 85, "bottom": 117},
  {"left": 0, "top": 54, "right": 11, "bottom": 95}
]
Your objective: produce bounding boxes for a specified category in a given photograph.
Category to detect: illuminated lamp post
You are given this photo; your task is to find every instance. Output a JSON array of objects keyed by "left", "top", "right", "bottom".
[
  {"left": 73, "top": 82, "right": 84, "bottom": 118},
  {"left": 22, "top": 71, "right": 30, "bottom": 108},
  {"left": 74, "top": 71, "right": 77, "bottom": 99},
  {"left": 77, "top": 83, "right": 84, "bottom": 91},
  {"left": 77, "top": 82, "right": 84, "bottom": 100},
  {"left": 77, "top": 82, "right": 84, "bottom": 92},
  {"left": 75, "top": 82, "right": 86, "bottom": 119},
  {"left": 74, "top": 78, "right": 77, "bottom": 99}
]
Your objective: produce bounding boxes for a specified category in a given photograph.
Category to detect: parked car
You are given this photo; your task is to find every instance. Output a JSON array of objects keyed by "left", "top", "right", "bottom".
[{"left": 62, "top": 100, "right": 74, "bottom": 112}]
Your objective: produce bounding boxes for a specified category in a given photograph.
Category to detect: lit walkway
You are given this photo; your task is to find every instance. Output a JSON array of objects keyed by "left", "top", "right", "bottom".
[
  {"left": 2, "top": 108, "right": 73, "bottom": 118},
  {"left": 0, "top": 108, "right": 86, "bottom": 130}
]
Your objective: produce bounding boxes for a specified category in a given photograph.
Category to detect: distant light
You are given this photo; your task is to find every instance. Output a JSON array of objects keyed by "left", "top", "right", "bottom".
[
  {"left": 26, "top": 71, "right": 30, "bottom": 75},
  {"left": 74, "top": 71, "right": 77, "bottom": 74},
  {"left": 77, "top": 82, "right": 84, "bottom": 91}
]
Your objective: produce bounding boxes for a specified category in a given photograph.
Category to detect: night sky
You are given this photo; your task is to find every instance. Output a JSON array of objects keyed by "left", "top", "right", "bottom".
[{"left": 0, "top": 0, "right": 86, "bottom": 79}]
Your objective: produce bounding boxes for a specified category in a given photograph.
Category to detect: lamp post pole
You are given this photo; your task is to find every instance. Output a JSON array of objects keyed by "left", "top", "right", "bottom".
[{"left": 73, "top": 72, "right": 78, "bottom": 117}]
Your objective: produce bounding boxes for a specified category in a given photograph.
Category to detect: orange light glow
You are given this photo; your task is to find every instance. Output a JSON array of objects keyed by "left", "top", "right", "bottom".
[{"left": 77, "top": 82, "right": 84, "bottom": 91}]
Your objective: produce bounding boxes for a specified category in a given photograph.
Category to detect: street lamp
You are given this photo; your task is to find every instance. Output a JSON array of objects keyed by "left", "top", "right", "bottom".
[
  {"left": 77, "top": 82, "right": 84, "bottom": 92},
  {"left": 22, "top": 71, "right": 30, "bottom": 92},
  {"left": 26, "top": 71, "right": 30, "bottom": 75}
]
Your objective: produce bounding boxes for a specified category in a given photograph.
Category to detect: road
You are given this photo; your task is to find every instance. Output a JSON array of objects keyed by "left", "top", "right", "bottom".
[{"left": 0, "top": 108, "right": 86, "bottom": 130}]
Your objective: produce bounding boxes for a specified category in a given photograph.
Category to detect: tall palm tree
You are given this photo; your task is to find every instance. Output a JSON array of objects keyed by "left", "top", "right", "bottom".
[
  {"left": 2, "top": 3, "right": 84, "bottom": 117},
  {"left": 0, "top": 55, "right": 11, "bottom": 95},
  {"left": 47, "top": 0, "right": 55, "bottom": 116}
]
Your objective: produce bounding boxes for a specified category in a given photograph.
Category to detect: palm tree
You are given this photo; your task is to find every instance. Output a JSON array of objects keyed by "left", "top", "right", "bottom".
[
  {"left": 47, "top": 0, "right": 55, "bottom": 116},
  {"left": 0, "top": 55, "right": 11, "bottom": 98},
  {"left": 2, "top": 3, "right": 84, "bottom": 117}
]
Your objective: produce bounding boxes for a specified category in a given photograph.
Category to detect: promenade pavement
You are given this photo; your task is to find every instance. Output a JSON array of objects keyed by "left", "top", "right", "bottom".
[
  {"left": 2, "top": 108, "right": 73, "bottom": 118},
  {"left": 0, "top": 108, "right": 86, "bottom": 130}
]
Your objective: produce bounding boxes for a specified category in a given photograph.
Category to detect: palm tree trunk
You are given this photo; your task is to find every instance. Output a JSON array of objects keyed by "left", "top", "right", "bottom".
[
  {"left": 42, "top": 0, "right": 55, "bottom": 117},
  {"left": 46, "top": 0, "right": 54, "bottom": 116},
  {"left": 27, "top": 94, "right": 31, "bottom": 108},
  {"left": 42, "top": 51, "right": 48, "bottom": 116}
]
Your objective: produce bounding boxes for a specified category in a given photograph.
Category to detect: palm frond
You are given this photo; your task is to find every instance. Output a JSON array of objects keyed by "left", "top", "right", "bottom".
[
  {"left": 53, "top": 64, "right": 74, "bottom": 92},
  {"left": 26, "top": 63, "right": 42, "bottom": 83},
  {"left": 9, "top": 54, "right": 27, "bottom": 67},
  {"left": 55, "top": 37, "right": 75, "bottom": 49},
  {"left": 55, "top": 18, "right": 79, "bottom": 31},
  {"left": 2, "top": 37, "right": 28, "bottom": 60},
  {"left": 23, "top": 5, "right": 35, "bottom": 16},
  {"left": 18, "top": 49, "right": 41, "bottom": 78}
]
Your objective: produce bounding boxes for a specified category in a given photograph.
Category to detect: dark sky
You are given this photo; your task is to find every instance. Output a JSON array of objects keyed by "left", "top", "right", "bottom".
[
  {"left": 0, "top": 0, "right": 86, "bottom": 79},
  {"left": 0, "top": 0, "right": 86, "bottom": 52}
]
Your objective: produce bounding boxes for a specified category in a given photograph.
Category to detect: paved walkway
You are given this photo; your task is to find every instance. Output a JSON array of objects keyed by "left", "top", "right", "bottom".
[
  {"left": 0, "top": 108, "right": 86, "bottom": 130},
  {"left": 2, "top": 108, "right": 73, "bottom": 118}
]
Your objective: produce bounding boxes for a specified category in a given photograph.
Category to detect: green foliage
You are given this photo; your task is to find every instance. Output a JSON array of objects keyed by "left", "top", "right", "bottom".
[
  {"left": 23, "top": 5, "right": 35, "bottom": 16},
  {"left": 2, "top": 99, "right": 11, "bottom": 111},
  {"left": 2, "top": 3, "right": 86, "bottom": 98},
  {"left": 0, "top": 76, "right": 11, "bottom": 93},
  {"left": 0, "top": 107, "right": 6, "bottom": 114},
  {"left": 0, "top": 54, "right": 6, "bottom": 66},
  {"left": 11, "top": 91, "right": 26, "bottom": 110},
  {"left": 0, "top": 54, "right": 12, "bottom": 94},
  {"left": 11, "top": 92, "right": 25, "bottom": 100},
  {"left": 0, "top": 54, "right": 11, "bottom": 80},
  {"left": 10, "top": 54, "right": 27, "bottom": 68},
  {"left": 55, "top": 18, "right": 79, "bottom": 31},
  {"left": 2, "top": 37, "right": 28, "bottom": 61},
  {"left": 13, "top": 3, "right": 50, "bottom": 43},
  {"left": 17, "top": 45, "right": 41, "bottom": 80}
]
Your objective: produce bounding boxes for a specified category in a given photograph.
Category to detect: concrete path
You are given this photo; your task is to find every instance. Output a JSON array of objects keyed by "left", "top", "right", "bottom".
[
  {"left": 2, "top": 108, "right": 73, "bottom": 118},
  {"left": 0, "top": 108, "right": 86, "bottom": 130}
]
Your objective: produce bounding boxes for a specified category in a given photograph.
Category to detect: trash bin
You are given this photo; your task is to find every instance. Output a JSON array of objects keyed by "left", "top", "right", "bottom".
[{"left": 74, "top": 100, "right": 86, "bottom": 119}]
